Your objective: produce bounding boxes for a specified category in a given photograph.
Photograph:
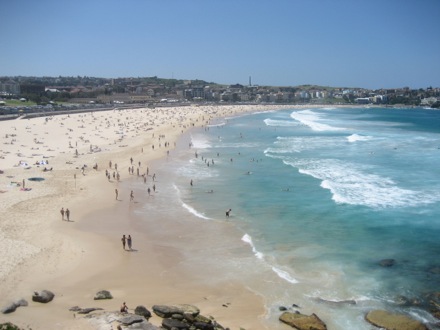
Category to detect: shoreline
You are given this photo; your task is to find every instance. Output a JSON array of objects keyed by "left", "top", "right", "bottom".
[{"left": 0, "top": 104, "right": 295, "bottom": 329}]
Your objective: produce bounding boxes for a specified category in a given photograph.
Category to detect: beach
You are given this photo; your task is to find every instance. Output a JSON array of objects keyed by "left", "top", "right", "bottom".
[{"left": 0, "top": 104, "right": 294, "bottom": 329}]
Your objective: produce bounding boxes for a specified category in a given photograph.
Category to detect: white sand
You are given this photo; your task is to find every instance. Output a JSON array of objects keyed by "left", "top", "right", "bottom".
[{"left": 0, "top": 104, "right": 298, "bottom": 329}]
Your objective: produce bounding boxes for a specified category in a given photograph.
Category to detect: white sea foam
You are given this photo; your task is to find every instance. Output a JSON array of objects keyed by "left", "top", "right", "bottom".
[
  {"left": 290, "top": 110, "right": 345, "bottom": 132},
  {"left": 346, "top": 134, "right": 372, "bottom": 142},
  {"left": 285, "top": 158, "right": 438, "bottom": 208},
  {"left": 264, "top": 118, "right": 300, "bottom": 127},
  {"left": 190, "top": 133, "right": 211, "bottom": 149},
  {"left": 207, "top": 122, "right": 226, "bottom": 128},
  {"left": 241, "top": 234, "right": 264, "bottom": 260},
  {"left": 271, "top": 266, "right": 299, "bottom": 284},
  {"left": 182, "top": 202, "right": 211, "bottom": 220}
]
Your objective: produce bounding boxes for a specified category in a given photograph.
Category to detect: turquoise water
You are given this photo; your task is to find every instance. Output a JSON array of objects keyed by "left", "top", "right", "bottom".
[{"left": 140, "top": 107, "right": 440, "bottom": 329}]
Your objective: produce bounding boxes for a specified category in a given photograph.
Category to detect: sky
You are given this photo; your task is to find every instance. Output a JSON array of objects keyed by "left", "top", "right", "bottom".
[{"left": 1, "top": 0, "right": 440, "bottom": 90}]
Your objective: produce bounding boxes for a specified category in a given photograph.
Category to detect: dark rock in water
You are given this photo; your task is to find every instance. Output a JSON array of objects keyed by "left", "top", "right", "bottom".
[
  {"left": 279, "top": 306, "right": 288, "bottom": 311},
  {"left": 69, "top": 306, "right": 82, "bottom": 312},
  {"left": 119, "top": 314, "right": 145, "bottom": 325},
  {"left": 279, "top": 311, "right": 327, "bottom": 330},
  {"left": 365, "top": 310, "right": 428, "bottom": 330},
  {"left": 379, "top": 259, "right": 396, "bottom": 267},
  {"left": 162, "top": 318, "right": 190, "bottom": 330},
  {"left": 32, "top": 290, "right": 54, "bottom": 303},
  {"left": 134, "top": 305, "right": 152, "bottom": 320},
  {"left": 93, "top": 290, "right": 113, "bottom": 300},
  {"left": 428, "top": 266, "right": 440, "bottom": 274},
  {"left": 292, "top": 304, "right": 300, "bottom": 308}
]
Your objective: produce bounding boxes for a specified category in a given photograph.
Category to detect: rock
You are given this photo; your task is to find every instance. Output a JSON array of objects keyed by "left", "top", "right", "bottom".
[
  {"left": 193, "top": 321, "right": 215, "bottom": 330},
  {"left": 162, "top": 318, "right": 190, "bottom": 330},
  {"left": 279, "top": 311, "right": 327, "bottom": 330},
  {"left": 118, "top": 322, "right": 159, "bottom": 330},
  {"left": 279, "top": 306, "right": 288, "bottom": 311},
  {"left": 69, "top": 306, "right": 82, "bottom": 312},
  {"left": 94, "top": 290, "right": 113, "bottom": 300},
  {"left": 365, "top": 310, "right": 428, "bottom": 330},
  {"left": 152, "top": 305, "right": 182, "bottom": 318},
  {"left": 135, "top": 305, "right": 152, "bottom": 320},
  {"left": 1, "top": 303, "right": 18, "bottom": 314},
  {"left": 379, "top": 259, "right": 396, "bottom": 267},
  {"left": 174, "top": 304, "right": 200, "bottom": 317},
  {"left": 171, "top": 313, "right": 184, "bottom": 321},
  {"left": 32, "top": 290, "right": 54, "bottom": 303},
  {"left": 14, "top": 299, "right": 28, "bottom": 307},
  {"left": 77, "top": 307, "right": 104, "bottom": 314},
  {"left": 194, "top": 314, "right": 212, "bottom": 324},
  {"left": 119, "top": 314, "right": 145, "bottom": 325}
]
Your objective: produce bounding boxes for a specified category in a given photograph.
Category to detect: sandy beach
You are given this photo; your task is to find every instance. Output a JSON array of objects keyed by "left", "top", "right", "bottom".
[{"left": 0, "top": 104, "right": 295, "bottom": 329}]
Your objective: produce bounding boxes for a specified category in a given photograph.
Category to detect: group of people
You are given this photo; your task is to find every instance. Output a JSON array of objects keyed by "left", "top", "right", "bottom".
[
  {"left": 60, "top": 207, "right": 71, "bottom": 221},
  {"left": 121, "top": 234, "right": 133, "bottom": 251}
]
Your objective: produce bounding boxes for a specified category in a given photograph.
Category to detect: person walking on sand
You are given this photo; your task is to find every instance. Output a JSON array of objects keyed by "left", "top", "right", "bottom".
[
  {"left": 121, "top": 235, "right": 126, "bottom": 250},
  {"left": 66, "top": 208, "right": 70, "bottom": 221},
  {"left": 127, "top": 235, "right": 132, "bottom": 250},
  {"left": 115, "top": 188, "right": 119, "bottom": 200},
  {"left": 60, "top": 207, "right": 65, "bottom": 220},
  {"left": 130, "top": 190, "right": 134, "bottom": 201}
]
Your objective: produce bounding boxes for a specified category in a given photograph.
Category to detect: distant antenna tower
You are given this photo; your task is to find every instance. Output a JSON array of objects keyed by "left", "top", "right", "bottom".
[{"left": 249, "top": 76, "right": 252, "bottom": 86}]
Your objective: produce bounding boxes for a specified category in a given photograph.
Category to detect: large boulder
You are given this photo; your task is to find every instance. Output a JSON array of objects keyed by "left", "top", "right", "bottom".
[
  {"left": 152, "top": 305, "right": 182, "bottom": 318},
  {"left": 93, "top": 290, "right": 113, "bottom": 300},
  {"left": 1, "top": 303, "right": 18, "bottom": 314},
  {"left": 32, "top": 290, "right": 54, "bottom": 303},
  {"left": 279, "top": 311, "right": 327, "bottom": 330},
  {"left": 365, "top": 310, "right": 428, "bottom": 330},
  {"left": 174, "top": 304, "right": 200, "bottom": 317},
  {"left": 162, "top": 318, "right": 190, "bottom": 330},
  {"left": 1, "top": 299, "right": 27, "bottom": 314},
  {"left": 135, "top": 305, "right": 152, "bottom": 320}
]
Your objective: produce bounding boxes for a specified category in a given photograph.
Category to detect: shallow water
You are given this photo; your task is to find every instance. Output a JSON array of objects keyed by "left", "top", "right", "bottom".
[{"left": 135, "top": 107, "right": 440, "bottom": 329}]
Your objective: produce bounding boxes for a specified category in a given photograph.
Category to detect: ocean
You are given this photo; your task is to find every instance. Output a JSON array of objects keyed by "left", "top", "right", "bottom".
[{"left": 137, "top": 106, "right": 440, "bottom": 329}]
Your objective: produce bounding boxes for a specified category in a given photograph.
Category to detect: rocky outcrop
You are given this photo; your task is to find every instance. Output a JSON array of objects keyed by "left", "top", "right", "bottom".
[
  {"left": 32, "top": 290, "right": 54, "bottom": 303},
  {"left": 279, "top": 311, "right": 327, "bottom": 330},
  {"left": 93, "top": 290, "right": 113, "bottom": 300},
  {"left": 365, "top": 310, "right": 428, "bottom": 330},
  {"left": 152, "top": 304, "right": 200, "bottom": 318},
  {"left": 83, "top": 311, "right": 160, "bottom": 330}
]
